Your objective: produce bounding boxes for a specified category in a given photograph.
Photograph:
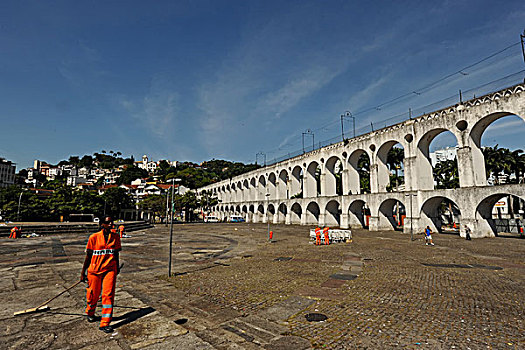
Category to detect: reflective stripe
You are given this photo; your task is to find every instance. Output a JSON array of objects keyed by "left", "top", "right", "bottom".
[
  {"left": 92, "top": 249, "right": 115, "bottom": 256},
  {"left": 102, "top": 304, "right": 113, "bottom": 308},
  {"left": 101, "top": 313, "right": 112, "bottom": 318}
]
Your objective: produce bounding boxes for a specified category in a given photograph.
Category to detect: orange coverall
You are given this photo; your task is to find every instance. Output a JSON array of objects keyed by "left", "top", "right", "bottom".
[
  {"left": 9, "top": 227, "right": 19, "bottom": 239},
  {"left": 315, "top": 227, "right": 321, "bottom": 245},
  {"left": 323, "top": 227, "right": 330, "bottom": 245},
  {"left": 118, "top": 225, "right": 125, "bottom": 238},
  {"left": 85, "top": 230, "right": 121, "bottom": 328}
]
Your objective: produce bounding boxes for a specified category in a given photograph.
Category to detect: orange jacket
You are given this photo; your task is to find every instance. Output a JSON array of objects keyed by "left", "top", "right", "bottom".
[
  {"left": 86, "top": 230, "right": 121, "bottom": 274},
  {"left": 118, "top": 225, "right": 125, "bottom": 233}
]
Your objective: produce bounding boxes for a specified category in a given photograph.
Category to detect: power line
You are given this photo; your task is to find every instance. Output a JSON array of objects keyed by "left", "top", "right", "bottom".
[{"left": 260, "top": 42, "right": 522, "bottom": 159}]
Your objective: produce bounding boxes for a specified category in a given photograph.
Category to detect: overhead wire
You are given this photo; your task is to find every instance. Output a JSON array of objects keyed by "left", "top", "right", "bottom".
[{"left": 261, "top": 41, "right": 523, "bottom": 158}]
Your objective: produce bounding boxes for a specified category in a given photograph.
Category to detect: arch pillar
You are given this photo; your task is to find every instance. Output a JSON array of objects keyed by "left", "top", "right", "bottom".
[
  {"left": 370, "top": 163, "right": 379, "bottom": 193},
  {"left": 319, "top": 171, "right": 327, "bottom": 196},
  {"left": 285, "top": 213, "right": 291, "bottom": 225},
  {"left": 301, "top": 211, "right": 308, "bottom": 225},
  {"left": 318, "top": 212, "right": 326, "bottom": 227},
  {"left": 403, "top": 156, "right": 417, "bottom": 191},
  {"left": 368, "top": 215, "right": 380, "bottom": 231},
  {"left": 457, "top": 144, "right": 487, "bottom": 187},
  {"left": 340, "top": 212, "right": 349, "bottom": 229}
]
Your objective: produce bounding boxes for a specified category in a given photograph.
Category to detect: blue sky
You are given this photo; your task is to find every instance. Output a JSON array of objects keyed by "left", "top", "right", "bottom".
[{"left": 1, "top": 0, "right": 524, "bottom": 169}]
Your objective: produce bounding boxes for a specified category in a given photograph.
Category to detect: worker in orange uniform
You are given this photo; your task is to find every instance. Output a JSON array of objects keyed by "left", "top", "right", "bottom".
[
  {"left": 269, "top": 230, "right": 273, "bottom": 242},
  {"left": 80, "top": 216, "right": 121, "bottom": 334},
  {"left": 323, "top": 227, "right": 330, "bottom": 245},
  {"left": 315, "top": 227, "right": 321, "bottom": 245},
  {"left": 9, "top": 226, "right": 20, "bottom": 239},
  {"left": 118, "top": 224, "right": 125, "bottom": 238}
]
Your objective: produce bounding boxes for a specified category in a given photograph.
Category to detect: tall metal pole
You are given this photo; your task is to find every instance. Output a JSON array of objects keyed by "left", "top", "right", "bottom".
[
  {"left": 521, "top": 30, "right": 525, "bottom": 64},
  {"left": 168, "top": 178, "right": 175, "bottom": 276},
  {"left": 17, "top": 191, "right": 23, "bottom": 222},
  {"left": 340, "top": 114, "right": 345, "bottom": 142},
  {"left": 266, "top": 192, "right": 270, "bottom": 241},
  {"left": 165, "top": 186, "right": 170, "bottom": 226},
  {"left": 410, "top": 194, "right": 414, "bottom": 241}
]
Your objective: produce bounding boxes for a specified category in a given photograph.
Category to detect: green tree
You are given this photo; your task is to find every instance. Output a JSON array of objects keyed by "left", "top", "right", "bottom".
[
  {"left": 117, "top": 166, "right": 148, "bottom": 185},
  {"left": 433, "top": 158, "right": 459, "bottom": 189},
  {"left": 138, "top": 194, "right": 166, "bottom": 219},
  {"left": 102, "top": 188, "right": 133, "bottom": 217}
]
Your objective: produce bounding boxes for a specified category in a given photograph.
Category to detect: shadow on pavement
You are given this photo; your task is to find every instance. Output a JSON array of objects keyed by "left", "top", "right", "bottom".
[{"left": 112, "top": 306, "right": 155, "bottom": 329}]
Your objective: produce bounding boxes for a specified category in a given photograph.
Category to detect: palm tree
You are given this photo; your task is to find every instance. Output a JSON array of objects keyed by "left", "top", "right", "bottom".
[{"left": 433, "top": 158, "right": 459, "bottom": 189}]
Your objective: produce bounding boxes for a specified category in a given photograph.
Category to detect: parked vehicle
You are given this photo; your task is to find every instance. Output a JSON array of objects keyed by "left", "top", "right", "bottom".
[
  {"left": 204, "top": 215, "right": 220, "bottom": 223},
  {"left": 229, "top": 215, "right": 245, "bottom": 223}
]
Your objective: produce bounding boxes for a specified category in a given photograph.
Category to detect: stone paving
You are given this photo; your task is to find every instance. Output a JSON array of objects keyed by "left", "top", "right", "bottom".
[{"left": 0, "top": 223, "right": 523, "bottom": 349}]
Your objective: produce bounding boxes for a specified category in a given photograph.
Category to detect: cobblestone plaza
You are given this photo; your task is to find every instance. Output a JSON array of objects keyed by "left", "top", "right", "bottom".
[{"left": 1, "top": 223, "right": 523, "bottom": 349}]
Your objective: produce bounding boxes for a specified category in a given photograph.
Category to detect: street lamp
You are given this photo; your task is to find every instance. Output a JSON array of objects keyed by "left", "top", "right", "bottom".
[
  {"left": 256, "top": 152, "right": 266, "bottom": 167},
  {"left": 340, "top": 111, "right": 355, "bottom": 142},
  {"left": 17, "top": 190, "right": 25, "bottom": 222},
  {"left": 266, "top": 192, "right": 271, "bottom": 241},
  {"left": 302, "top": 129, "right": 314, "bottom": 153},
  {"left": 405, "top": 193, "right": 417, "bottom": 241},
  {"left": 168, "top": 178, "right": 181, "bottom": 277}
]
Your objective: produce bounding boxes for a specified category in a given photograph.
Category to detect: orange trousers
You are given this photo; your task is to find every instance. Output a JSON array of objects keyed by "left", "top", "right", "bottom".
[
  {"left": 315, "top": 233, "right": 321, "bottom": 245},
  {"left": 324, "top": 233, "right": 329, "bottom": 245},
  {"left": 9, "top": 230, "right": 18, "bottom": 239},
  {"left": 86, "top": 268, "right": 117, "bottom": 327}
]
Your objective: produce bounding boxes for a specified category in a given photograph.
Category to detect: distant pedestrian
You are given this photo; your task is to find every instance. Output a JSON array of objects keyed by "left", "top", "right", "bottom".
[
  {"left": 424, "top": 226, "right": 434, "bottom": 246},
  {"left": 269, "top": 230, "right": 273, "bottom": 242},
  {"left": 118, "top": 224, "right": 125, "bottom": 238},
  {"left": 465, "top": 225, "right": 472, "bottom": 240},
  {"left": 315, "top": 227, "right": 321, "bottom": 245},
  {"left": 9, "top": 226, "right": 20, "bottom": 239},
  {"left": 323, "top": 227, "right": 330, "bottom": 245}
]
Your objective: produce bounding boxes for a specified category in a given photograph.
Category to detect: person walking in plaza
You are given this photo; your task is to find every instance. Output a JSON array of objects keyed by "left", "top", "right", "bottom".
[
  {"left": 323, "top": 226, "right": 330, "bottom": 245},
  {"left": 424, "top": 226, "right": 434, "bottom": 246},
  {"left": 464, "top": 224, "right": 472, "bottom": 240},
  {"left": 9, "top": 226, "right": 20, "bottom": 239},
  {"left": 80, "top": 216, "right": 121, "bottom": 333},
  {"left": 118, "top": 224, "right": 125, "bottom": 239},
  {"left": 315, "top": 227, "right": 321, "bottom": 245}
]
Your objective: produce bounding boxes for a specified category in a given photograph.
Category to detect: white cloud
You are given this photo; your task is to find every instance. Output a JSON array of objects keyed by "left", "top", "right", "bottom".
[{"left": 116, "top": 82, "right": 179, "bottom": 138}]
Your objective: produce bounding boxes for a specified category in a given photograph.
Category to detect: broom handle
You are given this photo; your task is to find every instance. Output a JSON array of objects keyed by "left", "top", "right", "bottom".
[{"left": 36, "top": 280, "right": 82, "bottom": 309}]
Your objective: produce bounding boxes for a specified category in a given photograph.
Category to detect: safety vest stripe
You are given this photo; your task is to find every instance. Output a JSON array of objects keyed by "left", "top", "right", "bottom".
[
  {"left": 92, "top": 249, "right": 115, "bottom": 256},
  {"left": 102, "top": 304, "right": 113, "bottom": 308},
  {"left": 101, "top": 313, "right": 112, "bottom": 318}
]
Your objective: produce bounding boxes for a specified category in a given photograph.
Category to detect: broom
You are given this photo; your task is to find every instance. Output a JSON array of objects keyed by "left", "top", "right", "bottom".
[{"left": 14, "top": 280, "right": 82, "bottom": 316}]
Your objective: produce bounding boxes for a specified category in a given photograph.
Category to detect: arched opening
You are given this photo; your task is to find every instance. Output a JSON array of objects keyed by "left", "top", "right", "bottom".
[
  {"left": 420, "top": 197, "right": 461, "bottom": 234},
  {"left": 258, "top": 175, "right": 267, "bottom": 200},
  {"left": 267, "top": 204, "right": 276, "bottom": 223},
  {"left": 325, "top": 200, "right": 341, "bottom": 227},
  {"left": 305, "top": 202, "right": 320, "bottom": 225},
  {"left": 278, "top": 170, "right": 289, "bottom": 199},
  {"left": 290, "top": 202, "right": 302, "bottom": 224},
  {"left": 348, "top": 200, "right": 370, "bottom": 229},
  {"left": 291, "top": 166, "right": 304, "bottom": 199},
  {"left": 378, "top": 198, "right": 406, "bottom": 231},
  {"left": 235, "top": 205, "right": 241, "bottom": 214},
  {"left": 305, "top": 161, "right": 321, "bottom": 198},
  {"left": 325, "top": 156, "right": 343, "bottom": 196},
  {"left": 348, "top": 150, "right": 370, "bottom": 194},
  {"left": 250, "top": 177, "right": 257, "bottom": 200},
  {"left": 476, "top": 194, "right": 524, "bottom": 237},
  {"left": 417, "top": 129, "right": 459, "bottom": 190},
  {"left": 268, "top": 173, "right": 277, "bottom": 199},
  {"left": 243, "top": 179, "right": 249, "bottom": 201},
  {"left": 474, "top": 114, "right": 525, "bottom": 186},
  {"left": 277, "top": 203, "right": 287, "bottom": 223},
  {"left": 257, "top": 204, "right": 265, "bottom": 222},
  {"left": 377, "top": 141, "right": 405, "bottom": 192}
]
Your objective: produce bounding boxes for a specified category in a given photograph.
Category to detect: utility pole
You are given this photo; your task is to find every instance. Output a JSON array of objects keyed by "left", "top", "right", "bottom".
[
  {"left": 168, "top": 178, "right": 175, "bottom": 277},
  {"left": 521, "top": 29, "right": 525, "bottom": 64}
]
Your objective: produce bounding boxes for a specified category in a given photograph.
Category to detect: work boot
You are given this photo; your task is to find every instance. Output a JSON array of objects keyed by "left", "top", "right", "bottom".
[
  {"left": 99, "top": 326, "right": 113, "bottom": 333},
  {"left": 86, "top": 315, "right": 96, "bottom": 323}
]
